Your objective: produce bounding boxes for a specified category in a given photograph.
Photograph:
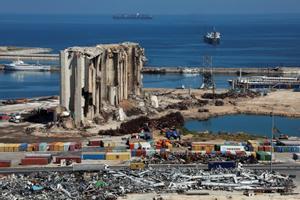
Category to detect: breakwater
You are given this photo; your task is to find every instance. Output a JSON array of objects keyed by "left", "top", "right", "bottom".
[
  {"left": 0, "top": 53, "right": 59, "bottom": 61},
  {"left": 142, "top": 66, "right": 300, "bottom": 75}
]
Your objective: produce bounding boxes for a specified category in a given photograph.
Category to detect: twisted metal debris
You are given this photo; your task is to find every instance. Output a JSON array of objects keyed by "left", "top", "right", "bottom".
[{"left": 0, "top": 167, "right": 295, "bottom": 200}]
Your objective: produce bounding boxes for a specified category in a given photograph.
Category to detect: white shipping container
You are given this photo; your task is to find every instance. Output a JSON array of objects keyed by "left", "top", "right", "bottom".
[{"left": 220, "top": 145, "right": 245, "bottom": 152}]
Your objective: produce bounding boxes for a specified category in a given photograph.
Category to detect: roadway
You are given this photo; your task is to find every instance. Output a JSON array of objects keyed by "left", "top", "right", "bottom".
[{"left": 0, "top": 163, "right": 300, "bottom": 174}]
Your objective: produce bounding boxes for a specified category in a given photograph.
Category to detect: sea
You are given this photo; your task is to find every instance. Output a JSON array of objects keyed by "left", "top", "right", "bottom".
[
  {"left": 185, "top": 115, "right": 300, "bottom": 137},
  {"left": 1, "top": 14, "right": 300, "bottom": 136},
  {"left": 1, "top": 14, "right": 300, "bottom": 99}
]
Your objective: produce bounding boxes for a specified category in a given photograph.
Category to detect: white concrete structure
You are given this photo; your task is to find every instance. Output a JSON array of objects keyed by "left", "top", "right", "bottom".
[{"left": 60, "top": 42, "right": 145, "bottom": 126}]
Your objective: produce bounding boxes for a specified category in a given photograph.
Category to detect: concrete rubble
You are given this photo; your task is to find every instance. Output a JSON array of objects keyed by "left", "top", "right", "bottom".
[
  {"left": 98, "top": 112, "right": 184, "bottom": 136},
  {"left": 0, "top": 167, "right": 295, "bottom": 200}
]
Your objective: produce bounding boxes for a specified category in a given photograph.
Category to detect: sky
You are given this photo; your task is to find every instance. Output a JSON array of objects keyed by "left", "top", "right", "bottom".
[{"left": 0, "top": 0, "right": 299, "bottom": 15}]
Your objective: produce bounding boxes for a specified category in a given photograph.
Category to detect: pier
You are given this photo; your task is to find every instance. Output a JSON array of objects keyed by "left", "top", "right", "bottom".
[
  {"left": 142, "top": 66, "right": 300, "bottom": 75},
  {"left": 0, "top": 53, "right": 59, "bottom": 61},
  {"left": 0, "top": 50, "right": 299, "bottom": 76}
]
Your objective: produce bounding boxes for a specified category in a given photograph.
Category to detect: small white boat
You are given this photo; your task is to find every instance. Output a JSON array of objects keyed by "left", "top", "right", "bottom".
[{"left": 4, "top": 60, "right": 51, "bottom": 71}]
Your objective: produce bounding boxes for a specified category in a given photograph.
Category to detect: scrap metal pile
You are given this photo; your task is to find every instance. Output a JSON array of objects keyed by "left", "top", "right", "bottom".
[
  {"left": 0, "top": 167, "right": 295, "bottom": 200},
  {"left": 147, "top": 152, "right": 258, "bottom": 164}
]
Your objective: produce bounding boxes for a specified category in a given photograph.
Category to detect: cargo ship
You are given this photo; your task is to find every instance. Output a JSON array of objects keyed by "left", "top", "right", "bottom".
[
  {"left": 113, "top": 13, "right": 153, "bottom": 20},
  {"left": 4, "top": 60, "right": 51, "bottom": 71},
  {"left": 204, "top": 30, "right": 221, "bottom": 45},
  {"left": 229, "top": 76, "right": 300, "bottom": 89}
]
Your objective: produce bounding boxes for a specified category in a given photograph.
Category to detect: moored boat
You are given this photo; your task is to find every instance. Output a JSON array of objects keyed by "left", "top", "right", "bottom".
[{"left": 4, "top": 60, "right": 51, "bottom": 71}]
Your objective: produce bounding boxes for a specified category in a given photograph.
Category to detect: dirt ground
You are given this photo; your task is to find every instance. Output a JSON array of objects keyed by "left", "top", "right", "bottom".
[
  {"left": 160, "top": 89, "right": 300, "bottom": 120},
  {"left": 0, "top": 89, "right": 300, "bottom": 142},
  {"left": 120, "top": 190, "right": 300, "bottom": 200}
]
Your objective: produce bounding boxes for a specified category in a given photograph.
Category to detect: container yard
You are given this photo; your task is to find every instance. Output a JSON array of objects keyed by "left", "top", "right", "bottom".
[{"left": 0, "top": 135, "right": 299, "bottom": 168}]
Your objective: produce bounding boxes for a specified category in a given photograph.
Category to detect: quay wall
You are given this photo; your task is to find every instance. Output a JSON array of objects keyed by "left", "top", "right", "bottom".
[
  {"left": 142, "top": 66, "right": 300, "bottom": 75},
  {"left": 0, "top": 53, "right": 59, "bottom": 61}
]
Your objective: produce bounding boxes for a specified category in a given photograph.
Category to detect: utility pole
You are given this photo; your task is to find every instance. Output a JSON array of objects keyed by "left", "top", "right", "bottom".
[{"left": 270, "top": 114, "right": 274, "bottom": 172}]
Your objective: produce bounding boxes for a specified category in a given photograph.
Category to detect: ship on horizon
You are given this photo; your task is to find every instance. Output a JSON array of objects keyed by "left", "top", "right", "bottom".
[
  {"left": 204, "top": 29, "right": 221, "bottom": 45},
  {"left": 113, "top": 13, "right": 153, "bottom": 20}
]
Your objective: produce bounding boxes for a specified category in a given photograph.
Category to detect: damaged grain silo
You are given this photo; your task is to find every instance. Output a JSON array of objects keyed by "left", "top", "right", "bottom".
[{"left": 60, "top": 42, "right": 145, "bottom": 126}]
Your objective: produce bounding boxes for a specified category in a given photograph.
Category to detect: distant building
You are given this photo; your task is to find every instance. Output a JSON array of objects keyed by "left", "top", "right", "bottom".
[{"left": 60, "top": 42, "right": 145, "bottom": 126}]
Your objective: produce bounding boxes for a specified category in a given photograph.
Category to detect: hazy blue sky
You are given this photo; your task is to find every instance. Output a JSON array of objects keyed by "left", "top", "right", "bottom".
[{"left": 1, "top": 0, "right": 300, "bottom": 15}]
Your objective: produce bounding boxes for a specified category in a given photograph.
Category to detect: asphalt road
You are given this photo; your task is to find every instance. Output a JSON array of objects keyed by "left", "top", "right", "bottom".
[{"left": 0, "top": 163, "right": 300, "bottom": 174}]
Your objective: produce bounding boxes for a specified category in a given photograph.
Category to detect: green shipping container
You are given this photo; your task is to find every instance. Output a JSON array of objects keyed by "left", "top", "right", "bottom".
[{"left": 257, "top": 151, "right": 272, "bottom": 161}]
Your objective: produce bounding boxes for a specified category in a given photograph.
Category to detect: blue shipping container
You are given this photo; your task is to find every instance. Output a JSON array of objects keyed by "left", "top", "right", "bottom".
[
  {"left": 19, "top": 143, "right": 28, "bottom": 151},
  {"left": 208, "top": 161, "right": 236, "bottom": 170},
  {"left": 131, "top": 150, "right": 136, "bottom": 157},
  {"left": 82, "top": 154, "right": 105, "bottom": 160}
]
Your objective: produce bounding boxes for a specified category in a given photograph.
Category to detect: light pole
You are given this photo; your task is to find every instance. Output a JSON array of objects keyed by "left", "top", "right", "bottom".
[{"left": 270, "top": 114, "right": 274, "bottom": 172}]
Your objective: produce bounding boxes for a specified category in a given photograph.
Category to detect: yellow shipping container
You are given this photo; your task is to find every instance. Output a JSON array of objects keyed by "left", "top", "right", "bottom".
[
  {"left": 58, "top": 142, "right": 64, "bottom": 151},
  {"left": 0, "top": 143, "right": 5, "bottom": 152},
  {"left": 130, "top": 162, "right": 145, "bottom": 170},
  {"left": 4, "top": 144, "right": 13, "bottom": 152},
  {"left": 251, "top": 151, "right": 257, "bottom": 158},
  {"left": 53, "top": 142, "right": 60, "bottom": 151},
  {"left": 104, "top": 142, "right": 116, "bottom": 148},
  {"left": 205, "top": 146, "right": 214, "bottom": 152},
  {"left": 192, "top": 143, "right": 214, "bottom": 152},
  {"left": 248, "top": 140, "right": 260, "bottom": 146},
  {"left": 106, "top": 152, "right": 131, "bottom": 161},
  {"left": 12, "top": 144, "right": 20, "bottom": 152},
  {"left": 54, "top": 142, "right": 64, "bottom": 151},
  {"left": 27, "top": 144, "right": 35, "bottom": 152}
]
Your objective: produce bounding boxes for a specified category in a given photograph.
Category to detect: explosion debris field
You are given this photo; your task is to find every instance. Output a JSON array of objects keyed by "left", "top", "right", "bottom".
[{"left": 0, "top": 167, "right": 298, "bottom": 200}]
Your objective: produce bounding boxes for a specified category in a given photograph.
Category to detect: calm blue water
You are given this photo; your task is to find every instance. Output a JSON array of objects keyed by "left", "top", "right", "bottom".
[
  {"left": 1, "top": 14, "right": 300, "bottom": 99},
  {"left": 143, "top": 74, "right": 236, "bottom": 89},
  {"left": 0, "top": 71, "right": 59, "bottom": 99},
  {"left": 185, "top": 115, "right": 300, "bottom": 137},
  {"left": 0, "top": 71, "right": 235, "bottom": 99},
  {"left": 1, "top": 14, "right": 300, "bottom": 67}
]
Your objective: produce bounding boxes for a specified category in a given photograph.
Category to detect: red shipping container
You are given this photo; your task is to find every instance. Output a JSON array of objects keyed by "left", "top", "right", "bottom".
[
  {"left": 55, "top": 156, "right": 81, "bottom": 164},
  {"left": 136, "top": 149, "right": 143, "bottom": 157},
  {"left": 75, "top": 142, "right": 82, "bottom": 150},
  {"left": 88, "top": 140, "right": 101, "bottom": 146},
  {"left": 48, "top": 143, "right": 55, "bottom": 151},
  {"left": 236, "top": 151, "right": 245, "bottom": 156},
  {"left": 129, "top": 143, "right": 134, "bottom": 150},
  {"left": 0, "top": 115, "right": 10, "bottom": 120},
  {"left": 0, "top": 160, "right": 11, "bottom": 167},
  {"left": 25, "top": 156, "right": 52, "bottom": 163},
  {"left": 142, "top": 149, "right": 146, "bottom": 157},
  {"left": 21, "top": 158, "right": 49, "bottom": 165},
  {"left": 264, "top": 146, "right": 272, "bottom": 152},
  {"left": 68, "top": 143, "right": 76, "bottom": 151},
  {"left": 258, "top": 146, "right": 264, "bottom": 151}
]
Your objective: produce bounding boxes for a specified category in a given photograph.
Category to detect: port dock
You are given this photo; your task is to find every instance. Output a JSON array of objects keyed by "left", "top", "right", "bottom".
[
  {"left": 142, "top": 66, "right": 300, "bottom": 75},
  {"left": 0, "top": 53, "right": 59, "bottom": 61}
]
